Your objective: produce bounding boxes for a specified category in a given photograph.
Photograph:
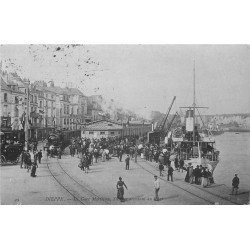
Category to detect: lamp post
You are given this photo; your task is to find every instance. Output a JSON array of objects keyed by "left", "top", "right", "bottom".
[{"left": 25, "top": 81, "right": 30, "bottom": 150}]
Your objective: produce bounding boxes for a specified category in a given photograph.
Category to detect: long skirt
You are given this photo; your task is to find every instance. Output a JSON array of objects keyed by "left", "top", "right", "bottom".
[
  {"left": 201, "top": 177, "right": 208, "bottom": 187},
  {"left": 185, "top": 172, "right": 190, "bottom": 182},
  {"left": 31, "top": 164, "right": 37, "bottom": 177},
  {"left": 117, "top": 187, "right": 124, "bottom": 201}
]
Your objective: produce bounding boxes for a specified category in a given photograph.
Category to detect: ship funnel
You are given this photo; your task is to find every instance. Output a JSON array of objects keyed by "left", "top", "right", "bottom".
[{"left": 186, "top": 109, "right": 194, "bottom": 132}]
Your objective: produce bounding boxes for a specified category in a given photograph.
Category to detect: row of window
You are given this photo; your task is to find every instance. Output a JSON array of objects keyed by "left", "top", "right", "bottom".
[
  {"left": 30, "top": 95, "right": 37, "bottom": 103},
  {"left": 86, "top": 131, "right": 117, "bottom": 135},
  {"left": 3, "top": 93, "right": 55, "bottom": 110},
  {"left": 3, "top": 93, "right": 84, "bottom": 112},
  {"left": 63, "top": 105, "right": 80, "bottom": 115},
  {"left": 63, "top": 118, "right": 84, "bottom": 125},
  {"left": 30, "top": 93, "right": 56, "bottom": 103},
  {"left": 31, "top": 92, "right": 55, "bottom": 100},
  {"left": 62, "top": 95, "right": 70, "bottom": 102},
  {"left": 3, "top": 93, "right": 19, "bottom": 103}
]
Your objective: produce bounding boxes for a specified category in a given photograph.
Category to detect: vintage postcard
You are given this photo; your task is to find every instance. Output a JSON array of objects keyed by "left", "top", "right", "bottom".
[{"left": 1, "top": 45, "right": 249, "bottom": 205}]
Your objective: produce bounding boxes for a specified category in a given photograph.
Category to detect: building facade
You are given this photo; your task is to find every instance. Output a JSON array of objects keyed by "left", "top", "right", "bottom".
[
  {"left": 81, "top": 120, "right": 123, "bottom": 139},
  {"left": 81, "top": 119, "right": 152, "bottom": 139},
  {"left": 87, "top": 95, "right": 105, "bottom": 122},
  {"left": 1, "top": 70, "right": 90, "bottom": 140},
  {"left": 1, "top": 69, "right": 151, "bottom": 142},
  {"left": 1, "top": 71, "right": 26, "bottom": 134}
]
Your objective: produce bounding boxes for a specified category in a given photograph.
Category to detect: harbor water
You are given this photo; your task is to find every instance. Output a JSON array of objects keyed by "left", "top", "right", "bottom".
[{"left": 213, "top": 132, "right": 250, "bottom": 190}]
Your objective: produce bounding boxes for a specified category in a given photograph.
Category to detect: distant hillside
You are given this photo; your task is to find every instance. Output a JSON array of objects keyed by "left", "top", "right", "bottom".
[{"left": 150, "top": 111, "right": 250, "bottom": 127}]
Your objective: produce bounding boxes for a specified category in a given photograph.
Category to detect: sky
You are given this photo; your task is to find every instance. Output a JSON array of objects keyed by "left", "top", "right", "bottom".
[{"left": 1, "top": 44, "right": 250, "bottom": 118}]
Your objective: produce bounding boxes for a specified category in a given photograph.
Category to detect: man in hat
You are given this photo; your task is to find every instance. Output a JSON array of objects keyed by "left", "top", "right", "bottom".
[
  {"left": 167, "top": 164, "right": 174, "bottom": 182},
  {"left": 179, "top": 157, "right": 184, "bottom": 172},
  {"left": 154, "top": 175, "right": 160, "bottom": 201},
  {"left": 185, "top": 163, "right": 192, "bottom": 182},
  {"left": 37, "top": 149, "right": 43, "bottom": 163},
  {"left": 231, "top": 174, "right": 239, "bottom": 195},
  {"left": 119, "top": 148, "right": 123, "bottom": 162},
  {"left": 125, "top": 154, "right": 130, "bottom": 170},
  {"left": 30, "top": 162, "right": 37, "bottom": 177},
  {"left": 159, "top": 162, "right": 164, "bottom": 177}
]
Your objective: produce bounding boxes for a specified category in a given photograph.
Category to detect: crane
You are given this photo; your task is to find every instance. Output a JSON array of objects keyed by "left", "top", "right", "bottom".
[
  {"left": 148, "top": 96, "right": 176, "bottom": 145},
  {"left": 156, "top": 96, "right": 176, "bottom": 133}
]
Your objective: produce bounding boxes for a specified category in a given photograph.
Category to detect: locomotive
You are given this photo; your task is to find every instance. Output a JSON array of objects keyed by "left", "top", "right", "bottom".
[{"left": 46, "top": 129, "right": 81, "bottom": 156}]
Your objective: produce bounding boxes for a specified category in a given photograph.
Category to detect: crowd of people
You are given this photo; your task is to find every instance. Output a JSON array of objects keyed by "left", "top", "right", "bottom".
[
  {"left": 20, "top": 148, "right": 43, "bottom": 177},
  {"left": 16, "top": 134, "right": 239, "bottom": 202},
  {"left": 68, "top": 135, "right": 141, "bottom": 174},
  {"left": 63, "top": 135, "right": 216, "bottom": 201}
]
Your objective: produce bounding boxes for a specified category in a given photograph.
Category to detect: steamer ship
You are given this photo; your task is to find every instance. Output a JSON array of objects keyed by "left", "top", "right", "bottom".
[{"left": 171, "top": 62, "right": 220, "bottom": 174}]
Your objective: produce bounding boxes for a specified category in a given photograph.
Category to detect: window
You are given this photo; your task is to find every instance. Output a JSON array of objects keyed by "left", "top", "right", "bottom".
[
  {"left": 64, "top": 119, "right": 66, "bottom": 125},
  {"left": 3, "top": 105, "right": 8, "bottom": 116},
  {"left": 4, "top": 93, "right": 7, "bottom": 102},
  {"left": 35, "top": 96, "right": 37, "bottom": 103},
  {"left": 15, "top": 96, "right": 19, "bottom": 104},
  {"left": 110, "top": 131, "right": 114, "bottom": 135},
  {"left": 40, "top": 101, "right": 42, "bottom": 108},
  {"left": 89, "top": 131, "right": 94, "bottom": 135},
  {"left": 30, "top": 95, "right": 33, "bottom": 103},
  {"left": 100, "top": 131, "right": 105, "bottom": 135}
]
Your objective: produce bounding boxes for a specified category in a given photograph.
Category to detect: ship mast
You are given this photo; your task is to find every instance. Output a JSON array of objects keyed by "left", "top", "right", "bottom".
[
  {"left": 193, "top": 60, "right": 196, "bottom": 142},
  {"left": 179, "top": 60, "right": 208, "bottom": 141}
]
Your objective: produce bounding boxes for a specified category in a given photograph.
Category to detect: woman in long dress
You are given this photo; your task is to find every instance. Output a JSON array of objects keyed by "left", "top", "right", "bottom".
[
  {"left": 116, "top": 177, "right": 128, "bottom": 202},
  {"left": 30, "top": 162, "right": 37, "bottom": 177}
]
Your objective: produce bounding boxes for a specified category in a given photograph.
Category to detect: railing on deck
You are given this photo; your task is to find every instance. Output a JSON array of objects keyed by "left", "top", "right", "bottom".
[{"left": 179, "top": 148, "right": 218, "bottom": 161}]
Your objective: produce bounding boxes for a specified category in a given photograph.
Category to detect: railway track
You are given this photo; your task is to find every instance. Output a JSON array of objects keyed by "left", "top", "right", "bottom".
[
  {"left": 46, "top": 159, "right": 111, "bottom": 205},
  {"left": 46, "top": 156, "right": 240, "bottom": 205},
  {"left": 135, "top": 159, "right": 239, "bottom": 205}
]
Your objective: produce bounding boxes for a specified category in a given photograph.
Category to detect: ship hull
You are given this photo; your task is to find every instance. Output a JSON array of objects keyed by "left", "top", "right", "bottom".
[
  {"left": 184, "top": 157, "right": 219, "bottom": 174},
  {"left": 170, "top": 153, "right": 219, "bottom": 175},
  {"left": 210, "top": 130, "right": 224, "bottom": 136}
]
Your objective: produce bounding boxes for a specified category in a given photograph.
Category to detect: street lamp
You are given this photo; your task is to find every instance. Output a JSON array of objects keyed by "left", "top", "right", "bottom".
[{"left": 25, "top": 81, "right": 30, "bottom": 150}]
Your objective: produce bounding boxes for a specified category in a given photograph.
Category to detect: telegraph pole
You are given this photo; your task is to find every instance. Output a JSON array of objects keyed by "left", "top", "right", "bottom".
[{"left": 25, "top": 81, "right": 30, "bottom": 150}]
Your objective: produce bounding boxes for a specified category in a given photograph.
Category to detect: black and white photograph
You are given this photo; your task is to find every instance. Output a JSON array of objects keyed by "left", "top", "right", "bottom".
[
  {"left": 1, "top": 44, "right": 249, "bottom": 205},
  {"left": 1, "top": 1, "right": 250, "bottom": 250}
]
